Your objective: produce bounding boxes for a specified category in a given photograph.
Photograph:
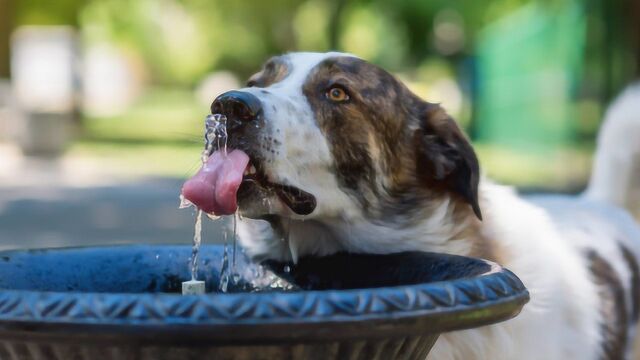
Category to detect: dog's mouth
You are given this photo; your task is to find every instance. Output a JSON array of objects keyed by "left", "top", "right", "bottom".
[
  {"left": 181, "top": 149, "right": 316, "bottom": 217},
  {"left": 239, "top": 157, "right": 317, "bottom": 216}
]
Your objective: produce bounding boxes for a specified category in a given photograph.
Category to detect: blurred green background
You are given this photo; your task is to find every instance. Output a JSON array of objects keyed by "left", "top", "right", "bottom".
[
  {"left": 0, "top": 0, "right": 639, "bottom": 249},
  {"left": 2, "top": 0, "right": 639, "bottom": 188}
]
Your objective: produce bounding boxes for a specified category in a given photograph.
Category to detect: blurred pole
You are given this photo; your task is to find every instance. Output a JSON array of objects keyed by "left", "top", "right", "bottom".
[
  {"left": 328, "top": 0, "right": 346, "bottom": 50},
  {"left": 0, "top": 0, "right": 12, "bottom": 78}
]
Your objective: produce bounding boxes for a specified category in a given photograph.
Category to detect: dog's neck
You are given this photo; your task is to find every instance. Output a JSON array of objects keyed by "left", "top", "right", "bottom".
[{"left": 241, "top": 193, "right": 494, "bottom": 263}]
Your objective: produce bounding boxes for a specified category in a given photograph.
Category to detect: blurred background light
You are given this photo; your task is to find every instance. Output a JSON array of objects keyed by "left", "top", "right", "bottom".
[{"left": 0, "top": 0, "right": 638, "bottom": 249}]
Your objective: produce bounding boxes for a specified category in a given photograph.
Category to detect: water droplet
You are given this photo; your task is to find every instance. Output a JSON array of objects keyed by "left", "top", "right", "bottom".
[
  {"left": 178, "top": 194, "right": 193, "bottom": 209},
  {"left": 205, "top": 114, "right": 228, "bottom": 154},
  {"left": 205, "top": 213, "right": 220, "bottom": 221}
]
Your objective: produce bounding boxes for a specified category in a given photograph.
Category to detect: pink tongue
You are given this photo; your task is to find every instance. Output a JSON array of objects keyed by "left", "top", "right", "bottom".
[{"left": 181, "top": 149, "right": 250, "bottom": 215}]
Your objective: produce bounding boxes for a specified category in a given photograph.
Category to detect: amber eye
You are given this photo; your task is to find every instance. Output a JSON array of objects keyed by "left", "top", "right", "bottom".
[{"left": 326, "top": 87, "right": 350, "bottom": 102}]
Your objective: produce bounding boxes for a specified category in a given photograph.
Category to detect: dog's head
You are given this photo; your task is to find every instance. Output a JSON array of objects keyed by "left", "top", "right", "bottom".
[{"left": 194, "top": 52, "right": 481, "bottom": 259}]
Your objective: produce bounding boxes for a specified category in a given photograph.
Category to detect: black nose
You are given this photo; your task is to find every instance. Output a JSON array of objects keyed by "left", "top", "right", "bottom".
[{"left": 211, "top": 90, "right": 262, "bottom": 122}]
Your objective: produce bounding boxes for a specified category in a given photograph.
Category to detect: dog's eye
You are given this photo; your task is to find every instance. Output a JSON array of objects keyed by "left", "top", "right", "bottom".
[
  {"left": 246, "top": 80, "right": 257, "bottom": 87},
  {"left": 326, "top": 87, "right": 350, "bottom": 102}
]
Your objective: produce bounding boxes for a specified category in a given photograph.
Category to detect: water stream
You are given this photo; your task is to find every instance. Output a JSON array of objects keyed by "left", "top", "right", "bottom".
[
  {"left": 184, "top": 114, "right": 244, "bottom": 293},
  {"left": 218, "top": 225, "right": 230, "bottom": 292},
  {"left": 182, "top": 113, "right": 298, "bottom": 293},
  {"left": 190, "top": 210, "right": 203, "bottom": 280}
]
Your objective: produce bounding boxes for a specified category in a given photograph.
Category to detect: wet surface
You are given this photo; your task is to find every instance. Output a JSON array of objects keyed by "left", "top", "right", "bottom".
[
  {"left": 0, "top": 245, "right": 282, "bottom": 293},
  {"left": 0, "top": 244, "right": 493, "bottom": 294}
]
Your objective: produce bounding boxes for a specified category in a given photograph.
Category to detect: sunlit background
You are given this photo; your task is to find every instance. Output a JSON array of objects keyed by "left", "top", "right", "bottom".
[{"left": 0, "top": 0, "right": 638, "bottom": 249}]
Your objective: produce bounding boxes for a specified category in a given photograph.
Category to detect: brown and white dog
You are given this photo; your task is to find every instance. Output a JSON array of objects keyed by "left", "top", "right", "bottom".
[{"left": 183, "top": 52, "right": 640, "bottom": 359}]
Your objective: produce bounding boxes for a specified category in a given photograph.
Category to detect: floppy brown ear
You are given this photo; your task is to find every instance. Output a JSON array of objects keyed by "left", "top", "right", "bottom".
[{"left": 414, "top": 104, "right": 482, "bottom": 220}]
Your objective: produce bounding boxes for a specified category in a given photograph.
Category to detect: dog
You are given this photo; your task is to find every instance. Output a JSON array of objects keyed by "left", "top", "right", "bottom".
[{"left": 182, "top": 52, "right": 640, "bottom": 359}]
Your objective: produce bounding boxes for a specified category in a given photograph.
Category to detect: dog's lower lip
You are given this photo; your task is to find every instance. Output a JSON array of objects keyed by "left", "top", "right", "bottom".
[
  {"left": 272, "top": 184, "right": 316, "bottom": 215},
  {"left": 240, "top": 160, "right": 316, "bottom": 215}
]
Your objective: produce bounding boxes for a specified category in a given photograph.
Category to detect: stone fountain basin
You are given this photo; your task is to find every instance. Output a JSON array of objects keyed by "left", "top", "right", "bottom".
[{"left": 0, "top": 245, "right": 528, "bottom": 360}]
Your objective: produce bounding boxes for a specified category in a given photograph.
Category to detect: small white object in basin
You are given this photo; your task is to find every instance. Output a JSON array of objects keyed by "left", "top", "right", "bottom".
[{"left": 182, "top": 280, "right": 205, "bottom": 295}]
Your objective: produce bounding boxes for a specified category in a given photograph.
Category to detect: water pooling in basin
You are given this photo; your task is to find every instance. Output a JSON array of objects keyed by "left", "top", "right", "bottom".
[{"left": 0, "top": 243, "right": 529, "bottom": 360}]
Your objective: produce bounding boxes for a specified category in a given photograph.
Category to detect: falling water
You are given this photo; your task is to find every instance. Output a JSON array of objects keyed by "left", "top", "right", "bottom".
[
  {"left": 190, "top": 210, "right": 203, "bottom": 280},
  {"left": 218, "top": 226, "right": 230, "bottom": 292},
  {"left": 183, "top": 113, "right": 279, "bottom": 293},
  {"left": 183, "top": 114, "right": 228, "bottom": 285},
  {"left": 219, "top": 214, "right": 241, "bottom": 292},
  {"left": 205, "top": 114, "right": 228, "bottom": 154},
  {"left": 232, "top": 215, "right": 238, "bottom": 268},
  {"left": 285, "top": 218, "right": 298, "bottom": 263},
  {"left": 231, "top": 214, "right": 241, "bottom": 285}
]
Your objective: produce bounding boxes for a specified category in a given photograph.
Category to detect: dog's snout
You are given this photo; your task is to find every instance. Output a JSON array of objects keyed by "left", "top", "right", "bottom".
[{"left": 211, "top": 91, "right": 262, "bottom": 122}]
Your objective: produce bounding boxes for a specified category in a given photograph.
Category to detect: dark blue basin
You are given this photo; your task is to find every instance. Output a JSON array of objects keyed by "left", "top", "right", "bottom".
[{"left": 0, "top": 245, "right": 528, "bottom": 359}]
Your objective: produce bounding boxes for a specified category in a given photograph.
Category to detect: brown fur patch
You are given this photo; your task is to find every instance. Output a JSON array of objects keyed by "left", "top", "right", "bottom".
[
  {"left": 587, "top": 249, "right": 628, "bottom": 360},
  {"left": 247, "top": 56, "right": 291, "bottom": 88},
  {"left": 301, "top": 56, "right": 481, "bottom": 226},
  {"left": 620, "top": 244, "right": 640, "bottom": 322},
  {"left": 413, "top": 104, "right": 481, "bottom": 220},
  {"left": 301, "top": 57, "right": 413, "bottom": 219}
]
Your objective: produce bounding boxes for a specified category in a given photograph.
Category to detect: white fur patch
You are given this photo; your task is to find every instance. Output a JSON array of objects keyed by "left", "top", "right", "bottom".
[{"left": 586, "top": 83, "right": 640, "bottom": 216}]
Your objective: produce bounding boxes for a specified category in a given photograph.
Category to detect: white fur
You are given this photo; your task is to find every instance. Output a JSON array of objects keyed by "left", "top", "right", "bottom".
[
  {"left": 234, "top": 54, "right": 640, "bottom": 359},
  {"left": 429, "top": 184, "right": 610, "bottom": 359},
  {"left": 430, "top": 83, "right": 640, "bottom": 359},
  {"left": 586, "top": 83, "right": 640, "bottom": 217}
]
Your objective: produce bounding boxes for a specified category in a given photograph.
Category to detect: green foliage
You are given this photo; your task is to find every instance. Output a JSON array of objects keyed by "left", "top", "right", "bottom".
[
  {"left": 15, "top": 0, "right": 84, "bottom": 26},
  {"left": 72, "top": 0, "right": 547, "bottom": 85},
  {"left": 80, "top": 0, "right": 219, "bottom": 85},
  {"left": 19, "top": 0, "right": 620, "bottom": 91}
]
